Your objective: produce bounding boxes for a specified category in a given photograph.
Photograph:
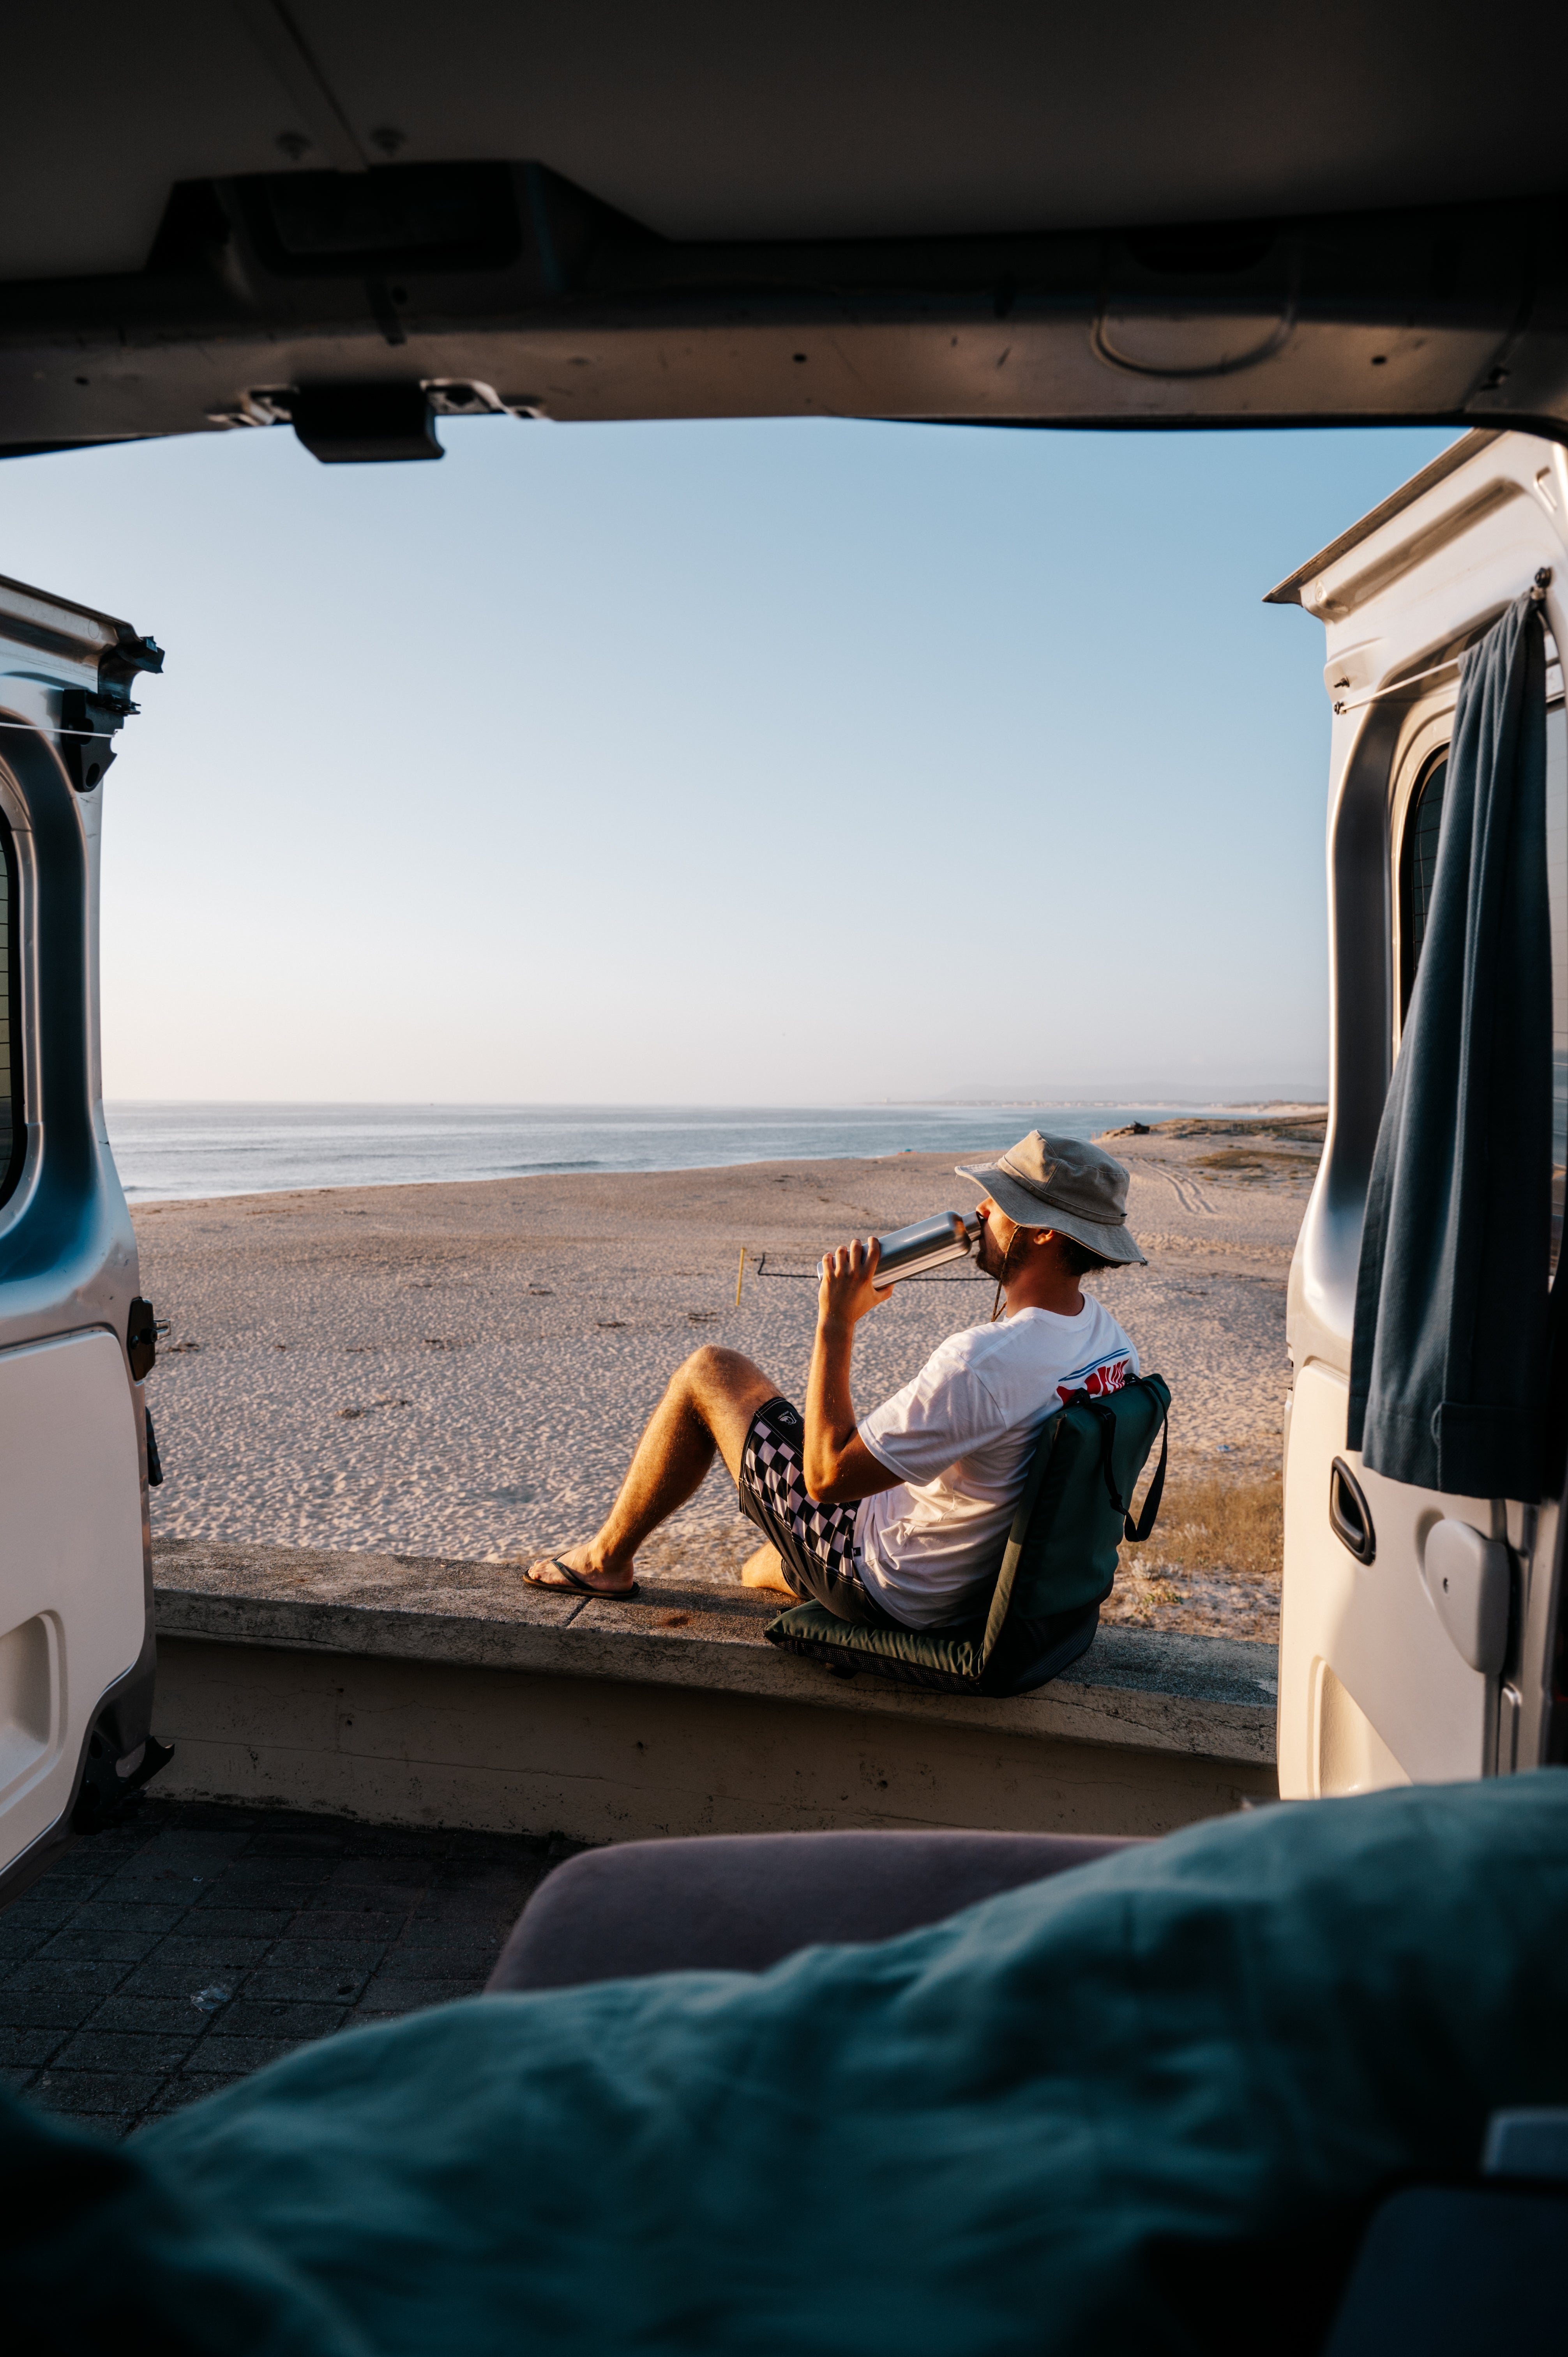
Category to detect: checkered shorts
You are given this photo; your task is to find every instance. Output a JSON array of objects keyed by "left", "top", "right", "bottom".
[{"left": 738, "top": 1396, "right": 891, "bottom": 1624}]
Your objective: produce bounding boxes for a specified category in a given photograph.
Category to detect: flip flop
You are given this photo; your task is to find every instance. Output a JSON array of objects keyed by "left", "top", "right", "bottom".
[{"left": 528, "top": 1557, "right": 641, "bottom": 1602}]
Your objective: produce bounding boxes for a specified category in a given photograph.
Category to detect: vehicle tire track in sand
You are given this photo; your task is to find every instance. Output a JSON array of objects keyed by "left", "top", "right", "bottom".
[{"left": 1147, "top": 1166, "right": 1219, "bottom": 1218}]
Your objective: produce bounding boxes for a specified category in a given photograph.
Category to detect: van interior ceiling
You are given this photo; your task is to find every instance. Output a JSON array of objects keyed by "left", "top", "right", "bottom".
[{"left": 2, "top": 0, "right": 1567, "bottom": 458}]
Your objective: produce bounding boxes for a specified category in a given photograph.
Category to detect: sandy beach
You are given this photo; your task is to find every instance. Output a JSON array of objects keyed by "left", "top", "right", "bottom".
[{"left": 136, "top": 1124, "right": 1317, "bottom": 1641}]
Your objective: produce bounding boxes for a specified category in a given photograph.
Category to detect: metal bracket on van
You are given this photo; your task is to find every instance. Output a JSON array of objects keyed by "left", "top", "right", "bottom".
[
  {"left": 58, "top": 687, "right": 134, "bottom": 793},
  {"left": 71, "top": 1727, "right": 175, "bottom": 1832},
  {"left": 58, "top": 627, "right": 164, "bottom": 793},
  {"left": 127, "top": 1296, "right": 160, "bottom": 1381}
]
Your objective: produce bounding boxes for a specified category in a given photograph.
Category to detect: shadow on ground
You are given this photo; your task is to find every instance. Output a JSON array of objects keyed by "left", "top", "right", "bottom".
[{"left": 0, "top": 1798, "right": 583, "bottom": 2138}]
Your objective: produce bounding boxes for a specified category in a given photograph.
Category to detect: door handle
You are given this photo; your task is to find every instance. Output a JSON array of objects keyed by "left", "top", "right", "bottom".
[{"left": 1330, "top": 1456, "right": 1376, "bottom": 1564}]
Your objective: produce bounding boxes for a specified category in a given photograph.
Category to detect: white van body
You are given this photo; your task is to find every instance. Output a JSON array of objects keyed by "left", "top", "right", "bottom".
[
  {"left": 0, "top": 576, "right": 165, "bottom": 1896},
  {"left": 1272, "top": 429, "right": 1568, "bottom": 1797}
]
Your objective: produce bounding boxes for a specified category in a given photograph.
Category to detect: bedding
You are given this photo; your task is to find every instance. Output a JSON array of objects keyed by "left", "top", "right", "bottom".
[{"left": 10, "top": 1774, "right": 1568, "bottom": 2355}]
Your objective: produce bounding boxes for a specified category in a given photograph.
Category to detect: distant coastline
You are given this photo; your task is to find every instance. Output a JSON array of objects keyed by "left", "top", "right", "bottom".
[
  {"left": 881, "top": 1096, "right": 1328, "bottom": 1113},
  {"left": 108, "top": 1100, "right": 1255, "bottom": 1204},
  {"left": 886, "top": 1094, "right": 1330, "bottom": 1112}
]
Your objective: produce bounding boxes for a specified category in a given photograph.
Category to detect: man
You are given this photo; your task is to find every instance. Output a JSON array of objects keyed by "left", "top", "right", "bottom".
[{"left": 526, "top": 1131, "right": 1144, "bottom": 1629}]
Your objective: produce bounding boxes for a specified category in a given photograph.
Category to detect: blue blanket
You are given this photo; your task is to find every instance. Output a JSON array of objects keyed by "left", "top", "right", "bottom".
[{"left": 10, "top": 1775, "right": 1568, "bottom": 2354}]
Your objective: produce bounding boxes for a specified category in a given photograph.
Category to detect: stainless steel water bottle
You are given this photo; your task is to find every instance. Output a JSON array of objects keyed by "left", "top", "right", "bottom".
[{"left": 818, "top": 1209, "right": 984, "bottom": 1288}]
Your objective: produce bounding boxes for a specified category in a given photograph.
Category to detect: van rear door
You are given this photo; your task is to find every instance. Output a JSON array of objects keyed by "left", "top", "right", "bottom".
[
  {"left": 1272, "top": 433, "right": 1568, "bottom": 1796},
  {"left": 0, "top": 574, "right": 165, "bottom": 1897}
]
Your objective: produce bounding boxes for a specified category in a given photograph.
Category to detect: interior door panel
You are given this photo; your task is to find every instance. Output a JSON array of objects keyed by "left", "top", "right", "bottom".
[
  {"left": 1281, "top": 1360, "right": 1493, "bottom": 1793},
  {"left": 0, "top": 1330, "right": 145, "bottom": 1861}
]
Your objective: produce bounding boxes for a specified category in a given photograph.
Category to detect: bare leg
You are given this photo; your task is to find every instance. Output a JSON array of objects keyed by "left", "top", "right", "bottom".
[{"left": 526, "top": 1347, "right": 778, "bottom": 1595}]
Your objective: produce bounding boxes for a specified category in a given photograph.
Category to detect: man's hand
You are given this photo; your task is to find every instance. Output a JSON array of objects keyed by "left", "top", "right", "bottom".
[
  {"left": 805, "top": 1237, "right": 902, "bottom": 1502},
  {"left": 818, "top": 1236, "right": 893, "bottom": 1329}
]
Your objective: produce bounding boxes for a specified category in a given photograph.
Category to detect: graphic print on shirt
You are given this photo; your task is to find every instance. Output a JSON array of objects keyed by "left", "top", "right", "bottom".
[{"left": 1056, "top": 1354, "right": 1132, "bottom": 1406}]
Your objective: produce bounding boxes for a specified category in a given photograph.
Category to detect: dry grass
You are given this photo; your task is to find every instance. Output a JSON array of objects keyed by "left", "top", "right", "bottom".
[
  {"left": 1190, "top": 1147, "right": 1319, "bottom": 1185},
  {"left": 1104, "top": 1472, "right": 1282, "bottom": 1642},
  {"left": 624, "top": 1471, "right": 1287, "bottom": 1644}
]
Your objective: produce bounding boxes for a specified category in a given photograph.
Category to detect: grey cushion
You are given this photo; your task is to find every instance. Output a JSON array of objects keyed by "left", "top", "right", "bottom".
[{"left": 487, "top": 1827, "right": 1141, "bottom": 1989}]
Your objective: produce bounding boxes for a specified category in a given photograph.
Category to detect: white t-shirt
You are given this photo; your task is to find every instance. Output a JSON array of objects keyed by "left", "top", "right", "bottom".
[{"left": 854, "top": 1299, "right": 1139, "bottom": 1629}]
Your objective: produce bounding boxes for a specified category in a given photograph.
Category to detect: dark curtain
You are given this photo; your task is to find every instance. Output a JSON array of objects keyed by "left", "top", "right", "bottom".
[{"left": 1347, "top": 588, "right": 1550, "bottom": 1502}]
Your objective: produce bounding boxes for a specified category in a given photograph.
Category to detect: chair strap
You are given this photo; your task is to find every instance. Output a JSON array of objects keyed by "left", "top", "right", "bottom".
[
  {"left": 1125, "top": 1407, "right": 1168, "bottom": 1542},
  {"left": 1086, "top": 1383, "right": 1170, "bottom": 1542}
]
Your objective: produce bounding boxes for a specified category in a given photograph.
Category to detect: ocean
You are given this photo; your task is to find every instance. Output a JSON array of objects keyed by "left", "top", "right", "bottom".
[{"left": 102, "top": 1102, "right": 1208, "bottom": 1203}]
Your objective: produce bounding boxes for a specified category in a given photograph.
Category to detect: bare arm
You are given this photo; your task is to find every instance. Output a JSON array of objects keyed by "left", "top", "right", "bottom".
[{"left": 804, "top": 1237, "right": 906, "bottom": 1504}]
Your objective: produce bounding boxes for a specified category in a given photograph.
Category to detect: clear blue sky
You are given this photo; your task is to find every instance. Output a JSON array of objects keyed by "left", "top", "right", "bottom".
[{"left": 0, "top": 414, "right": 1457, "bottom": 1103}]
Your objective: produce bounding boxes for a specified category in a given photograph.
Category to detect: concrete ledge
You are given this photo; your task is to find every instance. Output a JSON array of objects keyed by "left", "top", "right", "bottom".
[{"left": 150, "top": 1540, "right": 1278, "bottom": 1842}]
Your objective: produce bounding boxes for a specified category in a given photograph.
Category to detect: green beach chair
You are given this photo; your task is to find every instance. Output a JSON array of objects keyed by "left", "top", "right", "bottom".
[{"left": 765, "top": 1373, "right": 1171, "bottom": 1697}]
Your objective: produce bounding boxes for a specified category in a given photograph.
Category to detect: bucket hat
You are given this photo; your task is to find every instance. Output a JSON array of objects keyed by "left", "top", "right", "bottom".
[{"left": 955, "top": 1131, "right": 1145, "bottom": 1266}]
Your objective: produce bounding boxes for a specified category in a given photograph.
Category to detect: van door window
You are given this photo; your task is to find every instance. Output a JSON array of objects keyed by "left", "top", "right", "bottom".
[
  {"left": 1398, "top": 750, "right": 1448, "bottom": 1019},
  {"left": 0, "top": 813, "right": 18, "bottom": 1206}
]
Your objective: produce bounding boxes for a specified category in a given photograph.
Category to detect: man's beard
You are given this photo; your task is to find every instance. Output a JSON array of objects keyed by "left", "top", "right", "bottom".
[{"left": 974, "top": 1223, "right": 1008, "bottom": 1281}]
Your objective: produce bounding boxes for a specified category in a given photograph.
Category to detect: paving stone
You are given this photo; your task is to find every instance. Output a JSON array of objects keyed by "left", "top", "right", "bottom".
[
  {"left": 35, "top": 1864, "right": 113, "bottom": 1895},
  {"left": 2, "top": 1895, "right": 83, "bottom": 1933},
  {"left": 100, "top": 1864, "right": 213, "bottom": 1892},
  {"left": 247, "top": 1814, "right": 350, "bottom": 1842},
  {"left": 428, "top": 1862, "right": 540, "bottom": 1892},
  {"left": 291, "top": 1909, "right": 406, "bottom": 1941},
  {"left": 241, "top": 1840, "right": 346, "bottom": 1867},
  {"left": 4, "top": 1959, "right": 129, "bottom": 1999},
  {"left": 244, "top": 1965, "right": 374, "bottom": 2004},
  {"left": 180, "top": 1906, "right": 295, "bottom": 1938},
  {"left": 53, "top": 2030, "right": 198, "bottom": 2073},
  {"left": 205, "top": 1999, "right": 351, "bottom": 2040},
  {"left": 0, "top": 2025, "right": 69, "bottom": 2069},
  {"left": 90, "top": 1994, "right": 230, "bottom": 2036},
  {"left": 38, "top": 1925, "right": 166, "bottom": 1965},
  {"left": 165, "top": 1802, "right": 262, "bottom": 1830},
  {"left": 327, "top": 1858, "right": 436, "bottom": 1889},
  {"left": 0, "top": 1928, "right": 44, "bottom": 1960},
  {"left": 373, "top": 1947, "right": 498, "bottom": 1983},
  {"left": 203, "top": 1873, "right": 334, "bottom": 1905},
  {"left": 32, "top": 2069, "right": 170, "bottom": 2115},
  {"left": 146, "top": 1934, "right": 276, "bottom": 1971},
  {"left": 134, "top": 1830, "right": 251, "bottom": 1861},
  {"left": 336, "top": 1826, "right": 443, "bottom": 1852},
  {"left": 115, "top": 1967, "right": 254, "bottom": 2005},
  {"left": 2, "top": 1988, "right": 117, "bottom": 2029},
  {"left": 356, "top": 1979, "right": 477, "bottom": 2014},
  {"left": 178, "top": 2037, "right": 306, "bottom": 2075},
  {"left": 312, "top": 1889, "right": 427, "bottom": 1923},
  {"left": 2, "top": 2062, "right": 40, "bottom": 2090},
  {"left": 387, "top": 1916, "right": 510, "bottom": 1947},
  {"left": 66, "top": 1903, "right": 188, "bottom": 1937},
  {"left": 79, "top": 1818, "right": 155, "bottom": 1846},
  {"left": 267, "top": 1939, "right": 387, "bottom": 1972},
  {"left": 410, "top": 1899, "right": 523, "bottom": 1930},
  {"left": 213, "top": 1844, "right": 336, "bottom": 1871}
]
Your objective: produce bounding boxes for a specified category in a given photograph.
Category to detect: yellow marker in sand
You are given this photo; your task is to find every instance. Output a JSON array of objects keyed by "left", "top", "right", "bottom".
[{"left": 735, "top": 1245, "right": 746, "bottom": 1306}]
